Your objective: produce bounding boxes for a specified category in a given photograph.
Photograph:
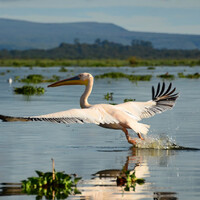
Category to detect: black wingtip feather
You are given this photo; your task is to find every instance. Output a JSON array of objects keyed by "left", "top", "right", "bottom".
[
  {"left": 141, "top": 83, "right": 179, "bottom": 119},
  {"left": 162, "top": 82, "right": 172, "bottom": 96},
  {"left": 152, "top": 85, "right": 155, "bottom": 100},
  {"left": 158, "top": 82, "right": 165, "bottom": 97},
  {"left": 152, "top": 82, "right": 179, "bottom": 102},
  {"left": 155, "top": 83, "right": 160, "bottom": 98},
  {"left": 0, "top": 114, "right": 30, "bottom": 122}
]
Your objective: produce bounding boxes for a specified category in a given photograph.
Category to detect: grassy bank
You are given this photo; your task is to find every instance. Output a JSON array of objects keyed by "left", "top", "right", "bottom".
[
  {"left": 0, "top": 59, "right": 128, "bottom": 67},
  {"left": 0, "top": 58, "right": 200, "bottom": 67}
]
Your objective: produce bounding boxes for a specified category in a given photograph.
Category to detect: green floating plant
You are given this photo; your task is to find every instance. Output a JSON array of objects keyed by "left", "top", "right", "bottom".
[
  {"left": 95, "top": 72, "right": 128, "bottom": 79},
  {"left": 21, "top": 170, "right": 81, "bottom": 199},
  {"left": 0, "top": 72, "right": 6, "bottom": 76},
  {"left": 124, "top": 98, "right": 135, "bottom": 102},
  {"left": 59, "top": 66, "right": 68, "bottom": 72},
  {"left": 104, "top": 92, "right": 114, "bottom": 101},
  {"left": 117, "top": 168, "right": 145, "bottom": 191},
  {"left": 0, "top": 159, "right": 81, "bottom": 199},
  {"left": 20, "top": 74, "right": 45, "bottom": 84},
  {"left": 147, "top": 66, "right": 155, "bottom": 70},
  {"left": 128, "top": 74, "right": 152, "bottom": 82},
  {"left": 95, "top": 72, "right": 152, "bottom": 82},
  {"left": 19, "top": 74, "right": 60, "bottom": 84},
  {"left": 178, "top": 72, "right": 200, "bottom": 79},
  {"left": 14, "top": 85, "right": 45, "bottom": 95},
  {"left": 157, "top": 73, "right": 175, "bottom": 80}
]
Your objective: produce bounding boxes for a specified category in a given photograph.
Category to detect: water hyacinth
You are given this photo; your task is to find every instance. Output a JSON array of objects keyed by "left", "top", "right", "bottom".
[
  {"left": 95, "top": 72, "right": 152, "bottom": 82},
  {"left": 59, "top": 66, "right": 68, "bottom": 72},
  {"left": 21, "top": 170, "right": 81, "bottom": 199},
  {"left": 104, "top": 92, "right": 114, "bottom": 101},
  {"left": 124, "top": 98, "right": 135, "bottom": 102},
  {"left": 117, "top": 168, "right": 145, "bottom": 191},
  {"left": 14, "top": 85, "right": 45, "bottom": 95},
  {"left": 19, "top": 74, "right": 60, "bottom": 84},
  {"left": 178, "top": 72, "right": 200, "bottom": 79},
  {"left": 157, "top": 73, "right": 175, "bottom": 80}
]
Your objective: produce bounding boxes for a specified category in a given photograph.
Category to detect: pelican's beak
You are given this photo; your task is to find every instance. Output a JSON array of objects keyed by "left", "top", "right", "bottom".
[{"left": 48, "top": 75, "right": 88, "bottom": 87}]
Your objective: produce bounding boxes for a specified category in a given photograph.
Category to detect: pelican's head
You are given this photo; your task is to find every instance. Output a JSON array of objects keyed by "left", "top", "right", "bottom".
[{"left": 48, "top": 72, "right": 93, "bottom": 87}]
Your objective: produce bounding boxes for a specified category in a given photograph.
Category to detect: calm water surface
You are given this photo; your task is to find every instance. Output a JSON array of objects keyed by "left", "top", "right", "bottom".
[{"left": 0, "top": 66, "right": 200, "bottom": 199}]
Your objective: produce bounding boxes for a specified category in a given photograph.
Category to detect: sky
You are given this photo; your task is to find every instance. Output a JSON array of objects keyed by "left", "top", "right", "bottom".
[{"left": 0, "top": 0, "right": 200, "bottom": 35}]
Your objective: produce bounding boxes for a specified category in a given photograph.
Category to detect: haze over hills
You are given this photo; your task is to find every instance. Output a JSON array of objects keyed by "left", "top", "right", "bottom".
[{"left": 0, "top": 18, "right": 200, "bottom": 50}]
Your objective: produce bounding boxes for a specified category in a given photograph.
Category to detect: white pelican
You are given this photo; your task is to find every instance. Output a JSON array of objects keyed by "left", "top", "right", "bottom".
[{"left": 0, "top": 73, "right": 178, "bottom": 145}]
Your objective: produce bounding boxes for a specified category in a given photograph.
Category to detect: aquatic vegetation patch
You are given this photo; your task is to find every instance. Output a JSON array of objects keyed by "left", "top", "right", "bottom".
[
  {"left": 147, "top": 66, "right": 155, "bottom": 70},
  {"left": 20, "top": 74, "right": 44, "bottom": 83},
  {"left": 0, "top": 59, "right": 128, "bottom": 67},
  {"left": 178, "top": 72, "right": 200, "bottom": 79},
  {"left": 59, "top": 66, "right": 68, "bottom": 72},
  {"left": 129, "top": 56, "right": 140, "bottom": 66},
  {"left": 0, "top": 72, "right": 5, "bottom": 76},
  {"left": 157, "top": 73, "right": 175, "bottom": 80},
  {"left": 14, "top": 75, "right": 20, "bottom": 81},
  {"left": 21, "top": 170, "right": 81, "bottom": 199},
  {"left": 0, "top": 159, "right": 81, "bottom": 199},
  {"left": 104, "top": 93, "right": 136, "bottom": 102},
  {"left": 96, "top": 72, "right": 127, "bottom": 79},
  {"left": 14, "top": 85, "right": 45, "bottom": 95},
  {"left": 104, "top": 92, "right": 114, "bottom": 101},
  {"left": 95, "top": 72, "right": 152, "bottom": 82},
  {"left": 1, "top": 58, "right": 200, "bottom": 67},
  {"left": 0, "top": 70, "right": 11, "bottom": 75},
  {"left": 124, "top": 98, "right": 135, "bottom": 102},
  {"left": 117, "top": 168, "right": 145, "bottom": 191},
  {"left": 109, "top": 103, "right": 117, "bottom": 105},
  {"left": 128, "top": 74, "right": 152, "bottom": 82},
  {"left": 49, "top": 75, "right": 60, "bottom": 82},
  {"left": 19, "top": 74, "right": 60, "bottom": 84}
]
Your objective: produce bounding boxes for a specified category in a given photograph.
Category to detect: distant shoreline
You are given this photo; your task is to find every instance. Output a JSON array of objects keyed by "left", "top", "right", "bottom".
[{"left": 0, "top": 58, "right": 200, "bottom": 67}]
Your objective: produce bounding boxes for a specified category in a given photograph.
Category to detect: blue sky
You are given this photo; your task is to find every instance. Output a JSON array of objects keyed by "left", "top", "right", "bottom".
[{"left": 0, "top": 0, "right": 200, "bottom": 34}]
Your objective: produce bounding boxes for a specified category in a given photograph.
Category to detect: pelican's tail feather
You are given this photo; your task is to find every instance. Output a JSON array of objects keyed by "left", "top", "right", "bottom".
[
  {"left": 138, "top": 123, "right": 150, "bottom": 135},
  {"left": 129, "top": 121, "right": 150, "bottom": 135}
]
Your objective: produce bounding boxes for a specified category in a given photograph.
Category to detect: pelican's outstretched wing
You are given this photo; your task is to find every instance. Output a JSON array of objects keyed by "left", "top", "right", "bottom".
[
  {"left": 0, "top": 106, "right": 119, "bottom": 125},
  {"left": 0, "top": 83, "right": 178, "bottom": 124},
  {"left": 116, "top": 82, "right": 179, "bottom": 121}
]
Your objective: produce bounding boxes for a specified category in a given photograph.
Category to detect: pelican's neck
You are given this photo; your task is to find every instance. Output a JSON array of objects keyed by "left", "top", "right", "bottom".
[{"left": 80, "top": 77, "right": 93, "bottom": 108}]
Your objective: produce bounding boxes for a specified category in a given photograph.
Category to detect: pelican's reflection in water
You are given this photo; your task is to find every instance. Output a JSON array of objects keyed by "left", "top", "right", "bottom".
[
  {"left": 78, "top": 148, "right": 178, "bottom": 200},
  {"left": 0, "top": 148, "right": 178, "bottom": 199}
]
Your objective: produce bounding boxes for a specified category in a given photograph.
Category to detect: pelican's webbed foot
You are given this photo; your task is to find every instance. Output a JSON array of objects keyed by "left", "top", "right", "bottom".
[
  {"left": 137, "top": 133, "right": 144, "bottom": 140},
  {"left": 123, "top": 128, "right": 139, "bottom": 146}
]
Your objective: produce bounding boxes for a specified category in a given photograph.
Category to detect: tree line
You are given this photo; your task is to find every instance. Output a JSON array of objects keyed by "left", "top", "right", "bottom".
[{"left": 0, "top": 39, "right": 200, "bottom": 59}]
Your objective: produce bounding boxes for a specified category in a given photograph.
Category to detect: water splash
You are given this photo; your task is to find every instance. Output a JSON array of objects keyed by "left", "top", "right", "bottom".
[{"left": 135, "top": 134, "right": 181, "bottom": 150}]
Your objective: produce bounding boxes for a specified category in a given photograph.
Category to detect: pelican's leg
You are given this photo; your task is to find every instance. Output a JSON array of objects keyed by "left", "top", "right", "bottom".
[
  {"left": 137, "top": 133, "right": 144, "bottom": 140},
  {"left": 122, "top": 128, "right": 137, "bottom": 145}
]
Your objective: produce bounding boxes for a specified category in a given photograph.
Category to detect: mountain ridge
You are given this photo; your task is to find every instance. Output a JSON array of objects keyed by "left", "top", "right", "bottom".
[{"left": 0, "top": 18, "right": 200, "bottom": 50}]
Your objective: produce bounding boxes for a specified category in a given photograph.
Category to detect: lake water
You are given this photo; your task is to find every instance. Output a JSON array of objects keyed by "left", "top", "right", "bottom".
[{"left": 0, "top": 66, "right": 200, "bottom": 200}]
